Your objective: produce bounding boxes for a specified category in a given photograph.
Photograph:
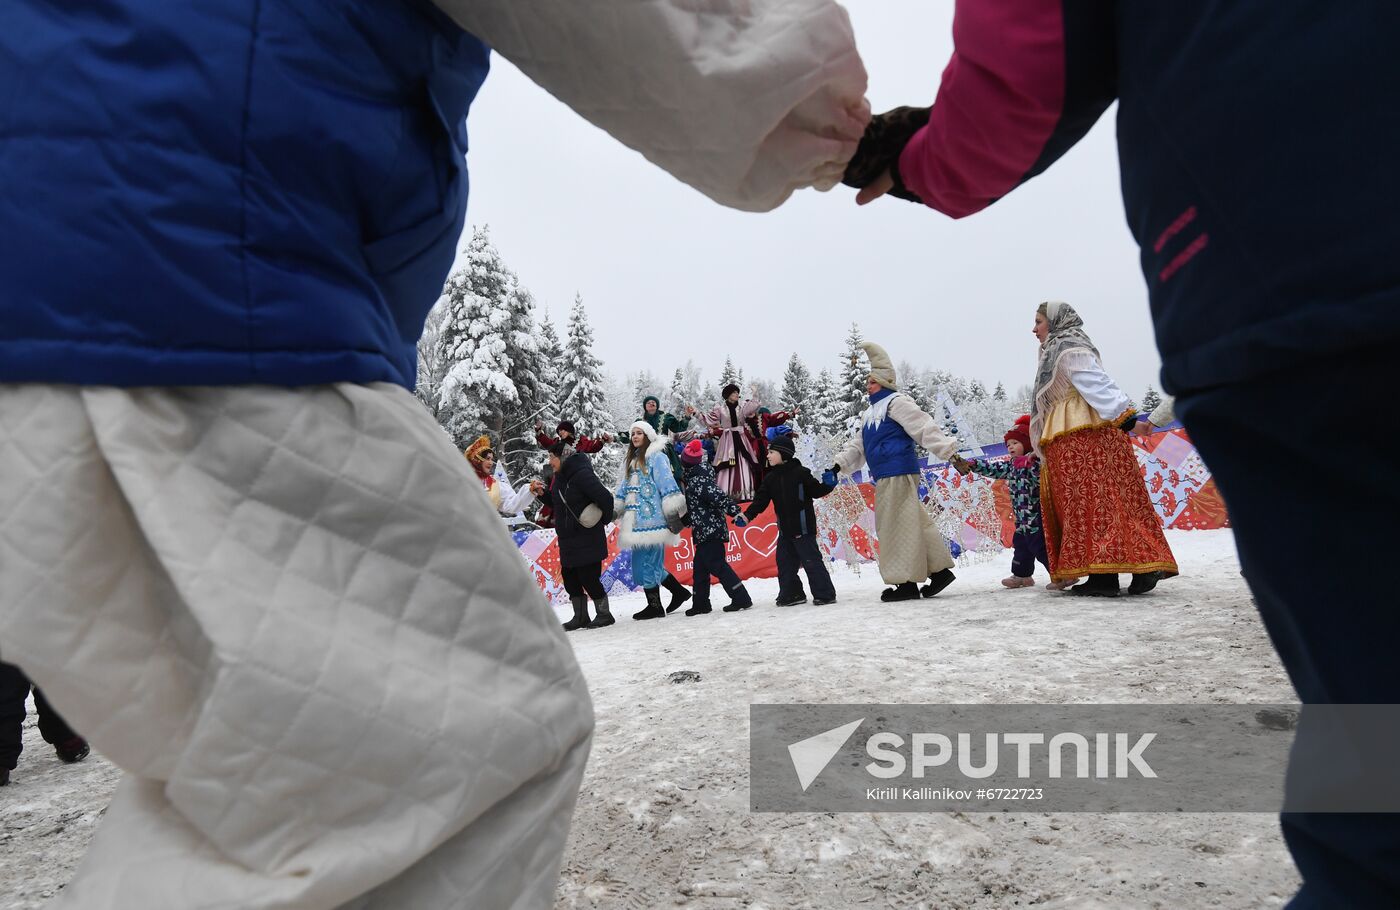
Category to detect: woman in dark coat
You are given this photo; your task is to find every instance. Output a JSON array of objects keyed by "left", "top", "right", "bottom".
[{"left": 549, "top": 441, "right": 617, "bottom": 630}]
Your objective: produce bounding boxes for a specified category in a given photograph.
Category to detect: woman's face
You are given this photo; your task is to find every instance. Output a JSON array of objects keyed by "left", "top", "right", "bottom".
[
  {"left": 631, "top": 427, "right": 647, "bottom": 447},
  {"left": 558, "top": 428, "right": 573, "bottom": 442},
  {"left": 866, "top": 379, "right": 882, "bottom": 395},
  {"left": 479, "top": 452, "right": 495, "bottom": 474},
  {"left": 1033, "top": 311, "right": 1050, "bottom": 343},
  {"left": 548, "top": 453, "right": 562, "bottom": 473},
  {"left": 726, "top": 391, "right": 740, "bottom": 405},
  {"left": 644, "top": 401, "right": 658, "bottom": 415}
]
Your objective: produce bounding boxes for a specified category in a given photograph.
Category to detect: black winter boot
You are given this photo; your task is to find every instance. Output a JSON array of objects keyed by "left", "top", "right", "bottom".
[
  {"left": 55, "top": 737, "right": 90, "bottom": 764},
  {"left": 1128, "top": 572, "right": 1161, "bottom": 595},
  {"left": 721, "top": 585, "right": 754, "bottom": 612},
  {"left": 1070, "top": 574, "right": 1121, "bottom": 597},
  {"left": 562, "top": 595, "right": 591, "bottom": 632},
  {"left": 775, "top": 592, "right": 808, "bottom": 606},
  {"left": 921, "top": 568, "right": 956, "bottom": 598},
  {"left": 880, "top": 582, "right": 921, "bottom": 602},
  {"left": 662, "top": 574, "right": 691, "bottom": 613},
  {"left": 633, "top": 587, "right": 666, "bottom": 620},
  {"left": 588, "top": 596, "right": 615, "bottom": 628},
  {"left": 685, "top": 601, "right": 712, "bottom": 616}
]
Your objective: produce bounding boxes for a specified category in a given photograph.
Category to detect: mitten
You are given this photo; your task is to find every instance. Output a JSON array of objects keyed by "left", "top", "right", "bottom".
[{"left": 841, "top": 105, "right": 931, "bottom": 204}]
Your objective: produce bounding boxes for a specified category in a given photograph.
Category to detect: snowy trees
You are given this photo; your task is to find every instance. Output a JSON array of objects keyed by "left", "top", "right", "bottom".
[
  {"left": 718, "top": 356, "right": 740, "bottom": 396},
  {"left": 809, "top": 368, "right": 846, "bottom": 440},
  {"left": 421, "top": 226, "right": 1044, "bottom": 490},
  {"left": 750, "top": 377, "right": 779, "bottom": 408},
  {"left": 666, "top": 368, "right": 686, "bottom": 414},
  {"left": 838, "top": 323, "right": 869, "bottom": 432},
  {"left": 559, "top": 294, "right": 613, "bottom": 440},
  {"left": 535, "top": 310, "right": 564, "bottom": 429},
  {"left": 1142, "top": 385, "right": 1162, "bottom": 413},
  {"left": 413, "top": 297, "right": 453, "bottom": 424},
  {"left": 631, "top": 369, "right": 661, "bottom": 411},
  {"left": 780, "top": 354, "right": 814, "bottom": 415},
  {"left": 436, "top": 228, "right": 547, "bottom": 481}
]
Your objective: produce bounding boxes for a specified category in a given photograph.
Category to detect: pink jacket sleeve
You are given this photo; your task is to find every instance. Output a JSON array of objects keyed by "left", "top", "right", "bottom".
[{"left": 898, "top": 0, "right": 1116, "bottom": 218}]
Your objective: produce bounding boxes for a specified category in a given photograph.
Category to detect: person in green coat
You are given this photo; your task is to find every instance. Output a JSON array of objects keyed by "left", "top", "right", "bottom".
[{"left": 639, "top": 395, "right": 694, "bottom": 483}]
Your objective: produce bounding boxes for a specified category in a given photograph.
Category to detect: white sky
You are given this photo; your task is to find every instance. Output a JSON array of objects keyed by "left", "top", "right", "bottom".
[{"left": 460, "top": 2, "right": 1163, "bottom": 401}]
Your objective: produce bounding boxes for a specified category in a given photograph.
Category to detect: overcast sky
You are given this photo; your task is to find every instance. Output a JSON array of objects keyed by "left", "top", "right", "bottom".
[{"left": 460, "top": 2, "right": 1164, "bottom": 402}]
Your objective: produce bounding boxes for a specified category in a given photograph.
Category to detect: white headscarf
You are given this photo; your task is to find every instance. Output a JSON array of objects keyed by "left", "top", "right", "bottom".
[{"left": 1029, "top": 302, "right": 1103, "bottom": 452}]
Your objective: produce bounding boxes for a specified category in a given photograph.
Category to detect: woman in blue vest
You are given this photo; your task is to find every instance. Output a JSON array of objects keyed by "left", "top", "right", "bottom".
[
  {"left": 0, "top": 1, "right": 871, "bottom": 906},
  {"left": 832, "top": 342, "right": 962, "bottom": 602}
]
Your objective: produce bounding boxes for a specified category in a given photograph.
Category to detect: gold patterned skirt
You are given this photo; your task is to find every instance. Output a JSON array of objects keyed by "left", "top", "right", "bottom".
[{"left": 1040, "top": 426, "right": 1179, "bottom": 582}]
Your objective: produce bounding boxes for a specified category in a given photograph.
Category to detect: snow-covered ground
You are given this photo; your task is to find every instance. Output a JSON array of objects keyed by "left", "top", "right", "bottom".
[{"left": 2, "top": 529, "right": 1302, "bottom": 909}]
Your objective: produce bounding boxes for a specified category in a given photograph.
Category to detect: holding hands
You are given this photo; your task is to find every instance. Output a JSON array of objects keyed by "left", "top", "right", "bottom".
[
  {"left": 950, "top": 455, "right": 972, "bottom": 476},
  {"left": 841, "top": 106, "right": 932, "bottom": 206}
]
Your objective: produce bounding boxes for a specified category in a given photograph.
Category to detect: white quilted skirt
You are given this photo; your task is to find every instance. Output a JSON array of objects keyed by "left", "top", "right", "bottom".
[{"left": 0, "top": 383, "right": 593, "bottom": 909}]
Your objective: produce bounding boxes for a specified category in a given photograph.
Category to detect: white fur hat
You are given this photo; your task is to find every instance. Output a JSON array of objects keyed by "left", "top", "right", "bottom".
[{"left": 629, "top": 420, "right": 658, "bottom": 443}]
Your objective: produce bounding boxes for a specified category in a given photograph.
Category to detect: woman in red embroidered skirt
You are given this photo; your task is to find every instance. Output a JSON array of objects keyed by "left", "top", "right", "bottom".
[{"left": 1030, "top": 302, "right": 1178, "bottom": 596}]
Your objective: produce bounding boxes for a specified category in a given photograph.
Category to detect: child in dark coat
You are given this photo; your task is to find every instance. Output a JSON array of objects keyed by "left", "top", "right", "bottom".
[
  {"left": 952, "top": 415, "right": 1065, "bottom": 590},
  {"left": 744, "top": 428, "right": 837, "bottom": 605},
  {"left": 679, "top": 440, "right": 753, "bottom": 615},
  {"left": 1, "top": 660, "right": 89, "bottom": 786}
]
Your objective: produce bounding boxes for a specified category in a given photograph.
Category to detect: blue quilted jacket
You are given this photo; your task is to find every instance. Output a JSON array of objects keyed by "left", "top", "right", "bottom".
[{"left": 0, "top": 0, "right": 489, "bottom": 387}]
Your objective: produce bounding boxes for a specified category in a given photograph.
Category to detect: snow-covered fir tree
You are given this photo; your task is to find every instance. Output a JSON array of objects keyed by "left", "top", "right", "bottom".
[
  {"left": 436, "top": 228, "right": 547, "bottom": 480},
  {"left": 780, "top": 353, "right": 813, "bottom": 415},
  {"left": 1013, "top": 384, "right": 1035, "bottom": 414},
  {"left": 718, "top": 356, "right": 739, "bottom": 397},
  {"left": 631, "top": 369, "right": 661, "bottom": 411},
  {"left": 838, "top": 323, "right": 869, "bottom": 432},
  {"left": 559, "top": 294, "right": 614, "bottom": 445},
  {"left": 969, "top": 379, "right": 988, "bottom": 401},
  {"left": 603, "top": 372, "right": 636, "bottom": 430},
  {"left": 438, "top": 228, "right": 523, "bottom": 450},
  {"left": 811, "top": 368, "right": 845, "bottom": 440},
  {"left": 1142, "top": 385, "right": 1163, "bottom": 413},
  {"left": 535, "top": 310, "right": 564, "bottom": 428},
  {"left": 498, "top": 284, "right": 549, "bottom": 479},
  {"left": 750, "top": 377, "right": 778, "bottom": 408},
  {"left": 899, "top": 361, "right": 934, "bottom": 413},
  {"left": 666, "top": 368, "right": 686, "bottom": 414},
  {"left": 993, "top": 381, "right": 1007, "bottom": 401},
  {"left": 413, "top": 297, "right": 452, "bottom": 423}
]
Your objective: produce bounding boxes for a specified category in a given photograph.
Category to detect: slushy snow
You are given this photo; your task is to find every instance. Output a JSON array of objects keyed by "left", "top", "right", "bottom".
[{"left": 1, "top": 529, "right": 1302, "bottom": 909}]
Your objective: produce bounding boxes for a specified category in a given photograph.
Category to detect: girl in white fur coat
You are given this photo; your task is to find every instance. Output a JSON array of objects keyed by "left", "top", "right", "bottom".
[{"left": 614, "top": 421, "right": 692, "bottom": 619}]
